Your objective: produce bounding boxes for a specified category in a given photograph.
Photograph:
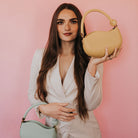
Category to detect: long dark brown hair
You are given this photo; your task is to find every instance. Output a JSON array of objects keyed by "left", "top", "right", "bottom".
[{"left": 35, "top": 3, "right": 90, "bottom": 120}]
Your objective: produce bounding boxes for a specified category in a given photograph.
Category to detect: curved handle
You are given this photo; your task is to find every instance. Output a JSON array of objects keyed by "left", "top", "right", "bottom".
[
  {"left": 22, "top": 102, "right": 47, "bottom": 120},
  {"left": 22, "top": 102, "right": 58, "bottom": 126},
  {"left": 81, "top": 9, "right": 117, "bottom": 37}
]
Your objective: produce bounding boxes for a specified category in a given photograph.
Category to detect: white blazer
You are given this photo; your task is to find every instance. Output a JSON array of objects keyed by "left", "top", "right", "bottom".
[{"left": 28, "top": 48, "right": 103, "bottom": 138}]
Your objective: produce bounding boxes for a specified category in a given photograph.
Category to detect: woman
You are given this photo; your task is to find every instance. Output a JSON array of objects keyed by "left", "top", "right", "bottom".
[{"left": 28, "top": 3, "right": 120, "bottom": 138}]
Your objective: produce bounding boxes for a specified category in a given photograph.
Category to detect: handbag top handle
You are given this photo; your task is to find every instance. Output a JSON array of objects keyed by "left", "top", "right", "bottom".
[
  {"left": 80, "top": 9, "right": 117, "bottom": 38},
  {"left": 22, "top": 102, "right": 58, "bottom": 126},
  {"left": 22, "top": 102, "right": 47, "bottom": 120}
]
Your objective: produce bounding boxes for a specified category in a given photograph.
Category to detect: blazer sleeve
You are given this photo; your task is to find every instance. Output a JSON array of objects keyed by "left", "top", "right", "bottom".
[
  {"left": 28, "top": 48, "right": 45, "bottom": 118},
  {"left": 84, "top": 63, "right": 103, "bottom": 111}
]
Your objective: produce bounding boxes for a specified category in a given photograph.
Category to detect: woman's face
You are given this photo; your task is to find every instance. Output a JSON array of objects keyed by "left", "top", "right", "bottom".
[{"left": 57, "top": 9, "right": 78, "bottom": 42}]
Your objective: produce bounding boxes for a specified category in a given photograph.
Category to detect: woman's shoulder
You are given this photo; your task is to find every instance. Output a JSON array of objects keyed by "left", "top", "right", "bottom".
[
  {"left": 34, "top": 48, "right": 45, "bottom": 58},
  {"left": 35, "top": 48, "right": 45, "bottom": 56},
  {"left": 32, "top": 48, "right": 45, "bottom": 63}
]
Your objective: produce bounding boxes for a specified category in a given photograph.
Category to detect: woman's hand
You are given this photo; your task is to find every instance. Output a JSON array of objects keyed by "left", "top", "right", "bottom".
[
  {"left": 38, "top": 103, "right": 77, "bottom": 122},
  {"left": 90, "top": 48, "right": 122, "bottom": 65},
  {"left": 88, "top": 48, "right": 121, "bottom": 77}
]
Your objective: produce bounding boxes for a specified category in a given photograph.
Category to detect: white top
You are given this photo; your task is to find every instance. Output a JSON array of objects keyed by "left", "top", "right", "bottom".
[{"left": 28, "top": 48, "right": 103, "bottom": 138}]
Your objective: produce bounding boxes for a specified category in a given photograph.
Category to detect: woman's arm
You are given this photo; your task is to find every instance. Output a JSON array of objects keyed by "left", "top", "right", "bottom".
[
  {"left": 28, "top": 48, "right": 45, "bottom": 118},
  {"left": 84, "top": 63, "right": 103, "bottom": 111},
  {"left": 84, "top": 48, "right": 120, "bottom": 111}
]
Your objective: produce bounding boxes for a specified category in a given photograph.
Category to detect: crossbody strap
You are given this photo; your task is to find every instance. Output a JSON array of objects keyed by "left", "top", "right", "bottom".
[{"left": 81, "top": 9, "right": 117, "bottom": 37}]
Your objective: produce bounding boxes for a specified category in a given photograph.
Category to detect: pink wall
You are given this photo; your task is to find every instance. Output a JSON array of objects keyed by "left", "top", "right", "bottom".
[{"left": 0, "top": 0, "right": 137, "bottom": 138}]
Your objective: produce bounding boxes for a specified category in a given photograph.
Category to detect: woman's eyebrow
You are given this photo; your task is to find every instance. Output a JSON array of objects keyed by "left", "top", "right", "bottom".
[
  {"left": 57, "top": 19, "right": 64, "bottom": 21},
  {"left": 70, "top": 18, "right": 78, "bottom": 21},
  {"left": 57, "top": 18, "right": 78, "bottom": 21}
]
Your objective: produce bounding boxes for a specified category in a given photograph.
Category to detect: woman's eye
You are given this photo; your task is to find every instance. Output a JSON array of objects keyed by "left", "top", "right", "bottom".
[
  {"left": 71, "top": 20, "right": 78, "bottom": 24},
  {"left": 57, "top": 21, "right": 63, "bottom": 25}
]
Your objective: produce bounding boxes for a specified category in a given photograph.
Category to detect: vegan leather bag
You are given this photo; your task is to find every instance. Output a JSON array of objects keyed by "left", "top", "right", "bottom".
[
  {"left": 20, "top": 102, "right": 58, "bottom": 138},
  {"left": 81, "top": 9, "right": 122, "bottom": 58}
]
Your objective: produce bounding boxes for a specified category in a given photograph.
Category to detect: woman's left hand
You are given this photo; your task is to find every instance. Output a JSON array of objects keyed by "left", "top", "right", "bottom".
[
  {"left": 89, "top": 48, "right": 121, "bottom": 65},
  {"left": 87, "top": 48, "right": 121, "bottom": 77}
]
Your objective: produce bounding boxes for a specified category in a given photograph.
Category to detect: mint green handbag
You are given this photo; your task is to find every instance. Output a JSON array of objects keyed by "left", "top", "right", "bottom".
[{"left": 20, "top": 102, "right": 58, "bottom": 138}]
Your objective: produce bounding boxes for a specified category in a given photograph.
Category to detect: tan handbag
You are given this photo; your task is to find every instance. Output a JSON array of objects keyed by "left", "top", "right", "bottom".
[{"left": 81, "top": 9, "right": 122, "bottom": 58}]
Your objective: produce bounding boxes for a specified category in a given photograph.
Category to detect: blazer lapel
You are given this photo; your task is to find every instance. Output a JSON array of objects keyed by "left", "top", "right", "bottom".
[
  {"left": 47, "top": 56, "right": 77, "bottom": 98},
  {"left": 63, "top": 56, "right": 75, "bottom": 92},
  {"left": 46, "top": 57, "right": 66, "bottom": 98}
]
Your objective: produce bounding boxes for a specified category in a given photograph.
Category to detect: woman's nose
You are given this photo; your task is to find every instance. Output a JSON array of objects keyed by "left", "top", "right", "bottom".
[{"left": 64, "top": 23, "right": 70, "bottom": 31}]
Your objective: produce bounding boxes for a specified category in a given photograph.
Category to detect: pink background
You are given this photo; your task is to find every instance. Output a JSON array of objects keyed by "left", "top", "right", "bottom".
[{"left": 0, "top": 0, "right": 137, "bottom": 138}]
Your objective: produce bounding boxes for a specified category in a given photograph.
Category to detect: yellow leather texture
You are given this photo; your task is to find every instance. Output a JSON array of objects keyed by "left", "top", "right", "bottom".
[{"left": 81, "top": 9, "right": 122, "bottom": 58}]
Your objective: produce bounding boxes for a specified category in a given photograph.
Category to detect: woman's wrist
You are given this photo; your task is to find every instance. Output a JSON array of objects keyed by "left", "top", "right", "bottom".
[
  {"left": 88, "top": 62, "right": 97, "bottom": 77},
  {"left": 38, "top": 105, "right": 46, "bottom": 115},
  {"left": 38, "top": 105, "right": 42, "bottom": 113}
]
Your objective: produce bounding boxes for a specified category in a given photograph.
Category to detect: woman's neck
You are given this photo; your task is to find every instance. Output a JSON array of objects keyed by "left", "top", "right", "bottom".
[{"left": 60, "top": 41, "right": 75, "bottom": 56}]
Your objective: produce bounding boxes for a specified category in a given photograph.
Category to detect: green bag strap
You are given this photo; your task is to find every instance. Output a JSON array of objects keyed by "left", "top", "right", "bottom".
[
  {"left": 81, "top": 9, "right": 118, "bottom": 38},
  {"left": 22, "top": 102, "right": 58, "bottom": 126}
]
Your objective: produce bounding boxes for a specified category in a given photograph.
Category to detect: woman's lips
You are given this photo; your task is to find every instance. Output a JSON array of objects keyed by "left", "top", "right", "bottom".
[{"left": 63, "top": 33, "right": 72, "bottom": 36}]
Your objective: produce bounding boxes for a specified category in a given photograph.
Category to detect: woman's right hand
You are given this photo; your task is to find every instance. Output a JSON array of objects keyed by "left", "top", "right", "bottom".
[{"left": 38, "top": 103, "right": 77, "bottom": 122}]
